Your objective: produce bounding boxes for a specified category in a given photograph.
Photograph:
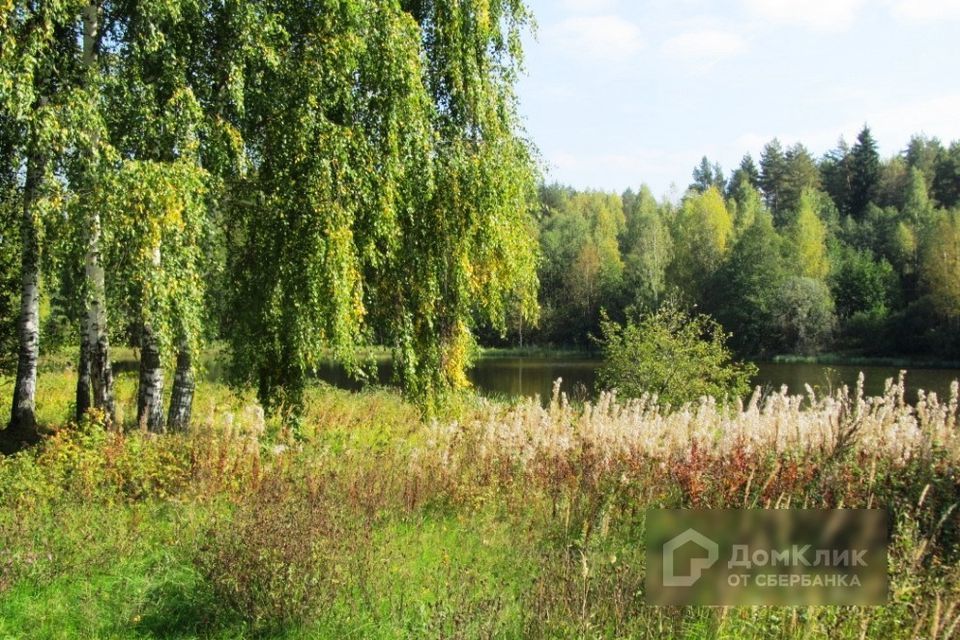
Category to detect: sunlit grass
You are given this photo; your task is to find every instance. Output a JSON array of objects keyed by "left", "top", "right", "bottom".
[{"left": 0, "top": 353, "right": 958, "bottom": 638}]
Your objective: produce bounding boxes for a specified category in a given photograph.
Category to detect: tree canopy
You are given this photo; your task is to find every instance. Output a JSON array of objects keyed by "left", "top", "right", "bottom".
[
  {"left": 527, "top": 127, "right": 960, "bottom": 363},
  {"left": 1, "top": 0, "right": 541, "bottom": 433}
]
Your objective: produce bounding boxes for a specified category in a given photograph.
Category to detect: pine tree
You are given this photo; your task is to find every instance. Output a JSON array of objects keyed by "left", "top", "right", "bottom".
[
  {"left": 690, "top": 156, "right": 714, "bottom": 193},
  {"left": 760, "top": 139, "right": 788, "bottom": 218},
  {"left": 820, "top": 137, "right": 852, "bottom": 216},
  {"left": 849, "top": 126, "right": 881, "bottom": 218},
  {"left": 726, "top": 154, "right": 760, "bottom": 199}
]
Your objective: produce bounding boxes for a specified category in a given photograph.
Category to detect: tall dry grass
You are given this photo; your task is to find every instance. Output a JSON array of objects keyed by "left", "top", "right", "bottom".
[
  {"left": 1, "top": 367, "right": 958, "bottom": 637},
  {"left": 414, "top": 374, "right": 959, "bottom": 482}
]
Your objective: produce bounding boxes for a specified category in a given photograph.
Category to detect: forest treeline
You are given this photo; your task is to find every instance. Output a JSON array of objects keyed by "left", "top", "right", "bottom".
[
  {"left": 3, "top": 2, "right": 959, "bottom": 443},
  {"left": 505, "top": 128, "right": 960, "bottom": 359},
  {"left": 0, "top": 0, "right": 540, "bottom": 436}
]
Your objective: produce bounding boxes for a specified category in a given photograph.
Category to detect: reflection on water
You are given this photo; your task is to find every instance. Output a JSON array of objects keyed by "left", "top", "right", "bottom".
[
  {"left": 752, "top": 363, "right": 960, "bottom": 402},
  {"left": 314, "top": 357, "right": 601, "bottom": 402},
  {"left": 314, "top": 357, "right": 960, "bottom": 404},
  {"left": 468, "top": 358, "right": 600, "bottom": 402}
]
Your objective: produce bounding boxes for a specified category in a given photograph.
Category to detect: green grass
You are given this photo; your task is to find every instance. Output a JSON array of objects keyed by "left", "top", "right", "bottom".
[{"left": 0, "top": 350, "right": 957, "bottom": 639}]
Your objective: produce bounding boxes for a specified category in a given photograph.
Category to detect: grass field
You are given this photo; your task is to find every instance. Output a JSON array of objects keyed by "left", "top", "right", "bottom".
[{"left": 0, "top": 353, "right": 958, "bottom": 638}]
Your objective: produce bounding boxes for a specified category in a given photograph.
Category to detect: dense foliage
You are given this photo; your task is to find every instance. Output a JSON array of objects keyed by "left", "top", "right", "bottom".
[
  {"left": 3, "top": 3, "right": 957, "bottom": 431},
  {"left": 597, "top": 305, "right": 756, "bottom": 406},
  {"left": 523, "top": 128, "right": 960, "bottom": 362},
  {"left": 0, "top": 0, "right": 540, "bottom": 431},
  {"left": 0, "top": 160, "right": 16, "bottom": 375}
]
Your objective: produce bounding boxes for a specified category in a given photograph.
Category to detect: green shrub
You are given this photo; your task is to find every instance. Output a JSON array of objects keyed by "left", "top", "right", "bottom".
[{"left": 596, "top": 304, "right": 756, "bottom": 405}]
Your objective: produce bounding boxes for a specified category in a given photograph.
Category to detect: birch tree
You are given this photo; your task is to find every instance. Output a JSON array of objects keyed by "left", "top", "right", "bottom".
[
  {"left": 97, "top": 160, "right": 207, "bottom": 431},
  {"left": 75, "top": 0, "right": 115, "bottom": 422},
  {"left": 102, "top": 0, "right": 216, "bottom": 431},
  {"left": 227, "top": 0, "right": 539, "bottom": 416},
  {"left": 383, "top": 0, "right": 540, "bottom": 408},
  {"left": 1, "top": 0, "right": 83, "bottom": 436}
]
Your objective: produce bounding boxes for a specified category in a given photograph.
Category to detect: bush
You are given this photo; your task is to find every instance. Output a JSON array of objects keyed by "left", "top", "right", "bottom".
[
  {"left": 596, "top": 305, "right": 756, "bottom": 405},
  {"left": 841, "top": 307, "right": 894, "bottom": 354},
  {"left": 0, "top": 409, "right": 193, "bottom": 505},
  {"left": 194, "top": 474, "right": 346, "bottom": 631}
]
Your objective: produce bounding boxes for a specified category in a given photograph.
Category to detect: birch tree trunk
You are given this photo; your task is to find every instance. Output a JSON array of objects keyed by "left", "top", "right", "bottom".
[
  {"left": 8, "top": 149, "right": 46, "bottom": 435},
  {"left": 85, "top": 210, "right": 115, "bottom": 418},
  {"left": 167, "top": 341, "right": 194, "bottom": 432},
  {"left": 76, "top": 329, "right": 92, "bottom": 422},
  {"left": 80, "top": 0, "right": 115, "bottom": 422},
  {"left": 137, "top": 322, "right": 164, "bottom": 432},
  {"left": 137, "top": 243, "right": 164, "bottom": 432}
]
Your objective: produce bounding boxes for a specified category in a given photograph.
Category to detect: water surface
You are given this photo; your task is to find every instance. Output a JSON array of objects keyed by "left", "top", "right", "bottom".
[{"left": 316, "top": 357, "right": 960, "bottom": 404}]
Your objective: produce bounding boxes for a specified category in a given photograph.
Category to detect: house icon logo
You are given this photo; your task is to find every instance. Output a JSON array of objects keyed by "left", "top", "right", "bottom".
[{"left": 663, "top": 528, "right": 719, "bottom": 587}]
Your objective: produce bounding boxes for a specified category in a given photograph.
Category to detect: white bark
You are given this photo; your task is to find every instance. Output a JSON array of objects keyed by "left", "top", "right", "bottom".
[
  {"left": 137, "top": 247, "right": 164, "bottom": 432},
  {"left": 167, "top": 341, "right": 194, "bottom": 432},
  {"left": 137, "top": 322, "right": 165, "bottom": 432},
  {"left": 81, "top": 0, "right": 115, "bottom": 422},
  {"left": 9, "top": 150, "right": 45, "bottom": 434}
]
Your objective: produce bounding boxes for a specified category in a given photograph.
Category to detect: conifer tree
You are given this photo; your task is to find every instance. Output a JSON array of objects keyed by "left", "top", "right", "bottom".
[{"left": 849, "top": 126, "right": 881, "bottom": 218}]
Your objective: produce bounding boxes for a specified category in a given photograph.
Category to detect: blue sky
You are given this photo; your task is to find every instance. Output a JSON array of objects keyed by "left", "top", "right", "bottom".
[{"left": 516, "top": 0, "right": 960, "bottom": 199}]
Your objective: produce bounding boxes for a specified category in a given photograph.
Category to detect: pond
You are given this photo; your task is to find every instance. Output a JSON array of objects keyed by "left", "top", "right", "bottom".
[{"left": 316, "top": 356, "right": 960, "bottom": 404}]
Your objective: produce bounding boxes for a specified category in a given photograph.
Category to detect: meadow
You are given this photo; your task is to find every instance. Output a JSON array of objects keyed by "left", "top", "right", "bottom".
[
  {"left": 0, "top": 352, "right": 957, "bottom": 639},
  {"left": 4, "top": 2, "right": 959, "bottom": 638}
]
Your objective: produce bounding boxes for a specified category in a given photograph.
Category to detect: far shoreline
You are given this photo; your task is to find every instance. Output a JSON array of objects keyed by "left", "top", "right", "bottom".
[
  {"left": 767, "top": 353, "right": 960, "bottom": 371},
  {"left": 478, "top": 346, "right": 960, "bottom": 371}
]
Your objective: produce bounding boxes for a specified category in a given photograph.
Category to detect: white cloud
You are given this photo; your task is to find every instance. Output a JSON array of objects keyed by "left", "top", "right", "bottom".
[
  {"left": 560, "top": 0, "right": 619, "bottom": 13},
  {"left": 888, "top": 0, "right": 960, "bottom": 21},
  {"left": 662, "top": 30, "right": 749, "bottom": 60},
  {"left": 742, "top": 0, "right": 866, "bottom": 31},
  {"left": 544, "top": 15, "right": 645, "bottom": 61}
]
